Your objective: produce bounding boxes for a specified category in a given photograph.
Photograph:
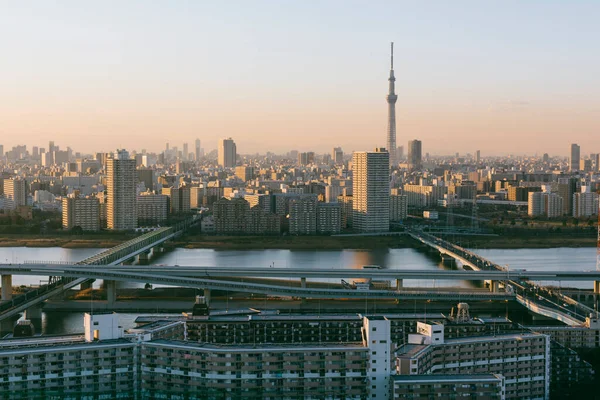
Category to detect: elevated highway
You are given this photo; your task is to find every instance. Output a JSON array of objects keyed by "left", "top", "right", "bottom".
[
  {"left": 0, "top": 217, "right": 199, "bottom": 325},
  {"left": 408, "top": 229, "right": 597, "bottom": 325},
  {"left": 3, "top": 264, "right": 600, "bottom": 282}
]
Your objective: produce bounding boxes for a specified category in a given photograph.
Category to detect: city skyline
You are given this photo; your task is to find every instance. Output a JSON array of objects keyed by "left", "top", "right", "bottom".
[{"left": 0, "top": 2, "right": 599, "bottom": 155}]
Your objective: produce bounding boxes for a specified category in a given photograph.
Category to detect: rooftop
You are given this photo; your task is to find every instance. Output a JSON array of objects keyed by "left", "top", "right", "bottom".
[
  {"left": 147, "top": 339, "right": 367, "bottom": 353},
  {"left": 393, "top": 374, "right": 502, "bottom": 383}
]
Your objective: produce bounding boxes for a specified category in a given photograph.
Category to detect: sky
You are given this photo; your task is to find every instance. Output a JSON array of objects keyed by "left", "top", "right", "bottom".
[{"left": 0, "top": 1, "right": 598, "bottom": 156}]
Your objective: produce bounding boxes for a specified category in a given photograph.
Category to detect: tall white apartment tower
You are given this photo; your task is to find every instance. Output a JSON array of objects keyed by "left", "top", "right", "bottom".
[
  {"left": 570, "top": 143, "right": 580, "bottom": 172},
  {"left": 363, "top": 316, "right": 392, "bottom": 400},
  {"left": 352, "top": 148, "right": 390, "bottom": 232},
  {"left": 386, "top": 42, "right": 397, "bottom": 169},
  {"left": 107, "top": 149, "right": 137, "bottom": 230},
  {"left": 218, "top": 138, "right": 237, "bottom": 168}
]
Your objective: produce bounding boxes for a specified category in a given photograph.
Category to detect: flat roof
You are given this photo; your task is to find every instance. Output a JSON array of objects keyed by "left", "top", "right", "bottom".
[
  {"left": 147, "top": 339, "right": 367, "bottom": 353},
  {"left": 393, "top": 374, "right": 502, "bottom": 383}
]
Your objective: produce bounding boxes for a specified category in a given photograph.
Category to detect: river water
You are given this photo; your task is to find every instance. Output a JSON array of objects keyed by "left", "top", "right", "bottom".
[{"left": 0, "top": 246, "right": 596, "bottom": 334}]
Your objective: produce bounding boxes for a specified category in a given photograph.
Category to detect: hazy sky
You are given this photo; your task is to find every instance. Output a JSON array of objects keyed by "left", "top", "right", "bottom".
[{"left": 0, "top": 1, "right": 598, "bottom": 156}]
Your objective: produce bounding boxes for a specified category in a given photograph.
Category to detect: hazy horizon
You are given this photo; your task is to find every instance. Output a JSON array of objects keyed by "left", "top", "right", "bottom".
[{"left": 1, "top": 1, "right": 598, "bottom": 156}]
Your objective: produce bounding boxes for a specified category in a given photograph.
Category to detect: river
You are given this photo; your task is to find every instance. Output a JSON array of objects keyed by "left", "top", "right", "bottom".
[{"left": 0, "top": 246, "right": 596, "bottom": 334}]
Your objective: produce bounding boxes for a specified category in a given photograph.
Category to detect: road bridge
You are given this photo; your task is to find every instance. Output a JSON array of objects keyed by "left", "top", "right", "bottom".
[
  {"left": 4, "top": 264, "right": 600, "bottom": 282},
  {"left": 0, "top": 266, "right": 513, "bottom": 302},
  {"left": 408, "top": 229, "right": 597, "bottom": 326},
  {"left": 0, "top": 217, "right": 199, "bottom": 327}
]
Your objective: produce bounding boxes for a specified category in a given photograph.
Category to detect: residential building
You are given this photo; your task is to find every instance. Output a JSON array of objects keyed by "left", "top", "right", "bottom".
[
  {"left": 136, "top": 168, "right": 154, "bottom": 191},
  {"left": 218, "top": 138, "right": 236, "bottom": 168},
  {"left": 337, "top": 189, "right": 353, "bottom": 228},
  {"left": 316, "top": 202, "right": 342, "bottom": 234},
  {"left": 396, "top": 322, "right": 551, "bottom": 400},
  {"left": 62, "top": 195, "right": 100, "bottom": 231},
  {"left": 161, "top": 185, "right": 190, "bottom": 214},
  {"left": 289, "top": 195, "right": 318, "bottom": 235},
  {"left": 235, "top": 166, "right": 254, "bottom": 182},
  {"left": 3, "top": 178, "right": 26, "bottom": 210},
  {"left": 332, "top": 147, "right": 344, "bottom": 164},
  {"left": 390, "top": 193, "right": 408, "bottom": 221},
  {"left": 572, "top": 186, "right": 598, "bottom": 218},
  {"left": 106, "top": 149, "right": 137, "bottom": 230},
  {"left": 407, "top": 140, "right": 422, "bottom": 170},
  {"left": 352, "top": 148, "right": 390, "bottom": 232},
  {"left": 392, "top": 375, "right": 504, "bottom": 400},
  {"left": 137, "top": 192, "right": 168, "bottom": 225},
  {"left": 403, "top": 184, "right": 447, "bottom": 208},
  {"left": 528, "top": 191, "right": 564, "bottom": 218},
  {"left": 570, "top": 143, "right": 580, "bottom": 172}
]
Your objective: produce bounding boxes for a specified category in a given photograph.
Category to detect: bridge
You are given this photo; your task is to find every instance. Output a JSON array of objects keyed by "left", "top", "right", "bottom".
[
  {"left": 0, "top": 217, "right": 198, "bottom": 327},
  {"left": 0, "top": 264, "right": 513, "bottom": 302},
  {"left": 408, "top": 229, "right": 598, "bottom": 326},
  {"left": 4, "top": 264, "right": 600, "bottom": 282}
]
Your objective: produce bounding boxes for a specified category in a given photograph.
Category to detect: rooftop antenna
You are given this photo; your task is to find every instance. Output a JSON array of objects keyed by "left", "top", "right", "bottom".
[{"left": 391, "top": 42, "right": 394, "bottom": 70}]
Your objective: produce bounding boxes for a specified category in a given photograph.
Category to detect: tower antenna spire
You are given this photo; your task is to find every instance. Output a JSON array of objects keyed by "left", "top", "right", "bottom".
[{"left": 391, "top": 42, "right": 394, "bottom": 70}]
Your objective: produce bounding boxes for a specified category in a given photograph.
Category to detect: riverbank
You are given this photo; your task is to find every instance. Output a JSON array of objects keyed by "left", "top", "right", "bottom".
[{"left": 0, "top": 231, "right": 595, "bottom": 250}]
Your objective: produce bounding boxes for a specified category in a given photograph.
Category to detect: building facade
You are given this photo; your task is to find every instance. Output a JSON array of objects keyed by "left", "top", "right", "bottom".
[
  {"left": 62, "top": 196, "right": 100, "bottom": 231},
  {"left": 218, "top": 138, "right": 236, "bottom": 168},
  {"left": 352, "top": 149, "right": 390, "bottom": 232},
  {"left": 107, "top": 149, "right": 137, "bottom": 230}
]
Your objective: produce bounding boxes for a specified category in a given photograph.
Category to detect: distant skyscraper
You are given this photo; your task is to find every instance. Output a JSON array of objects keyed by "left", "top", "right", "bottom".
[
  {"left": 107, "top": 149, "right": 137, "bottom": 230},
  {"left": 352, "top": 148, "right": 390, "bottom": 232},
  {"left": 49, "top": 141, "right": 56, "bottom": 153},
  {"left": 218, "top": 138, "right": 237, "bottom": 168},
  {"left": 386, "top": 42, "right": 397, "bottom": 168},
  {"left": 407, "top": 140, "right": 422, "bottom": 170},
  {"left": 475, "top": 150, "right": 481, "bottom": 163},
  {"left": 570, "top": 143, "right": 580, "bottom": 172},
  {"left": 195, "top": 138, "right": 201, "bottom": 162},
  {"left": 543, "top": 153, "right": 549, "bottom": 163},
  {"left": 183, "top": 143, "right": 189, "bottom": 161},
  {"left": 332, "top": 147, "right": 344, "bottom": 164}
]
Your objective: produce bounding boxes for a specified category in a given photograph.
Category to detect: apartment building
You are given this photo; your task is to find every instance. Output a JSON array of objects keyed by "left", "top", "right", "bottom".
[
  {"left": 137, "top": 192, "right": 168, "bottom": 225},
  {"left": 62, "top": 195, "right": 100, "bottom": 231},
  {"left": 392, "top": 374, "right": 505, "bottom": 400},
  {"left": 396, "top": 322, "right": 550, "bottom": 400}
]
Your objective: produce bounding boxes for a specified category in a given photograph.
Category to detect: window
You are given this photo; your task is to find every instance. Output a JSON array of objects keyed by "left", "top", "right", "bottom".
[{"left": 372, "top": 327, "right": 377, "bottom": 332}]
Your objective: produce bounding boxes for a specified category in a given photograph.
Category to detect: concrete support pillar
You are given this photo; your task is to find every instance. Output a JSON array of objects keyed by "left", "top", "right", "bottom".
[
  {"left": 80, "top": 281, "right": 93, "bottom": 291},
  {"left": 24, "top": 305, "right": 43, "bottom": 320},
  {"left": 490, "top": 281, "right": 500, "bottom": 293},
  {"left": 301, "top": 277, "right": 306, "bottom": 288},
  {"left": 138, "top": 251, "right": 149, "bottom": 263},
  {"left": 396, "top": 279, "right": 403, "bottom": 290},
  {"left": 595, "top": 281, "right": 600, "bottom": 294},
  {"left": 105, "top": 280, "right": 117, "bottom": 304},
  {"left": 1, "top": 275, "right": 12, "bottom": 301},
  {"left": 203, "top": 289, "right": 211, "bottom": 307}
]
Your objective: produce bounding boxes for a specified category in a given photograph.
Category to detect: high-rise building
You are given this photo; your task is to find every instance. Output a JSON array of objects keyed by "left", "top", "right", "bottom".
[
  {"left": 289, "top": 195, "right": 318, "bottom": 235},
  {"left": 352, "top": 148, "right": 390, "bottom": 232},
  {"left": 162, "top": 185, "right": 191, "bottom": 214},
  {"left": 297, "top": 152, "right": 315, "bottom": 166},
  {"left": 316, "top": 202, "right": 342, "bottom": 234},
  {"left": 543, "top": 153, "right": 550, "bottom": 163},
  {"left": 570, "top": 143, "right": 580, "bottom": 172},
  {"left": 386, "top": 42, "right": 397, "bottom": 168},
  {"left": 3, "top": 178, "right": 27, "bottom": 210},
  {"left": 137, "top": 192, "right": 168, "bottom": 225},
  {"left": 528, "top": 191, "right": 563, "bottom": 218},
  {"left": 390, "top": 192, "right": 408, "bottom": 221},
  {"left": 573, "top": 186, "right": 599, "bottom": 218},
  {"left": 62, "top": 196, "right": 100, "bottom": 231},
  {"left": 48, "top": 141, "right": 56, "bottom": 153},
  {"left": 182, "top": 143, "right": 189, "bottom": 161},
  {"left": 332, "top": 147, "right": 344, "bottom": 164},
  {"left": 195, "top": 138, "right": 201, "bottom": 162},
  {"left": 235, "top": 166, "right": 254, "bottom": 182},
  {"left": 218, "top": 138, "right": 237, "bottom": 168},
  {"left": 106, "top": 149, "right": 137, "bottom": 230},
  {"left": 136, "top": 168, "right": 153, "bottom": 192},
  {"left": 580, "top": 158, "right": 592, "bottom": 173},
  {"left": 396, "top": 145, "right": 404, "bottom": 162},
  {"left": 408, "top": 140, "right": 422, "bottom": 170},
  {"left": 475, "top": 150, "right": 481, "bottom": 163}
]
